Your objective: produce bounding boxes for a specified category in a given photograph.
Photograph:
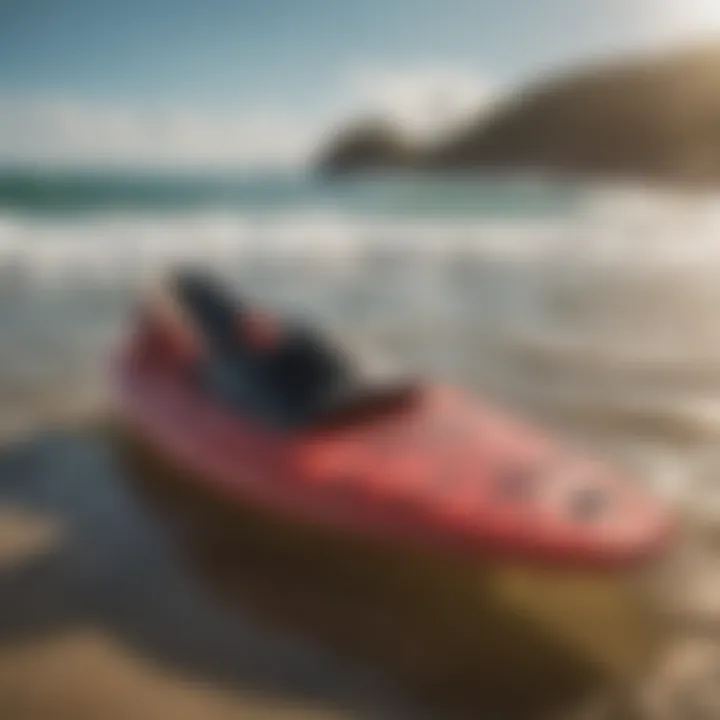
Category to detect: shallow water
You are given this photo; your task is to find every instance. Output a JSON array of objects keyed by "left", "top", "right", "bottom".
[{"left": 1, "top": 176, "right": 720, "bottom": 717}]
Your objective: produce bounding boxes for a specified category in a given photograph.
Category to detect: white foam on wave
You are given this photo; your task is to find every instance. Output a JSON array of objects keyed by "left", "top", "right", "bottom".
[
  {"left": 4, "top": 184, "right": 720, "bottom": 274},
  {"left": 4, "top": 195, "right": 720, "bottom": 366},
  {"left": 0, "top": 210, "right": 568, "bottom": 277}
]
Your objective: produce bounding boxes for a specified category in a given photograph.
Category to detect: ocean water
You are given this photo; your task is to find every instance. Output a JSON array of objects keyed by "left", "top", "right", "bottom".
[
  {"left": 3, "top": 170, "right": 720, "bottom": 718},
  {"left": 2, "top": 171, "right": 720, "bottom": 518}
]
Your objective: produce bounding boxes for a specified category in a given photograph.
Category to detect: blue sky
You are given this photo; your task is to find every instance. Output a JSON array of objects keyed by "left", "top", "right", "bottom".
[
  {"left": 1, "top": 0, "right": 719, "bottom": 167},
  {"left": 0, "top": 0, "right": 631, "bottom": 104}
]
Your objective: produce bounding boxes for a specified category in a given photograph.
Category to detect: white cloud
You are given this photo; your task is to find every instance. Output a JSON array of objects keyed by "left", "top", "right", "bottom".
[
  {"left": 343, "top": 65, "right": 494, "bottom": 142},
  {"left": 625, "top": 0, "right": 720, "bottom": 48},
  {"left": 0, "top": 65, "right": 493, "bottom": 169},
  {"left": 0, "top": 96, "right": 319, "bottom": 170}
]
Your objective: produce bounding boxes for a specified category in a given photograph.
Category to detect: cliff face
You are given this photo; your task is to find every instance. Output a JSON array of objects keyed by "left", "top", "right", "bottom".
[
  {"left": 320, "top": 46, "right": 720, "bottom": 182},
  {"left": 317, "top": 121, "right": 415, "bottom": 175}
]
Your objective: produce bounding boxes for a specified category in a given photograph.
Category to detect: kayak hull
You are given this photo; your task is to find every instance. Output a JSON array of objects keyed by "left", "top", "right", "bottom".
[{"left": 112, "top": 316, "right": 673, "bottom": 571}]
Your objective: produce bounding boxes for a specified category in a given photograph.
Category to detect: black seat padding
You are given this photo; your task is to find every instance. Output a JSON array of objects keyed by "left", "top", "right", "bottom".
[
  {"left": 170, "top": 271, "right": 350, "bottom": 428},
  {"left": 172, "top": 271, "right": 243, "bottom": 358},
  {"left": 256, "top": 326, "right": 346, "bottom": 422}
]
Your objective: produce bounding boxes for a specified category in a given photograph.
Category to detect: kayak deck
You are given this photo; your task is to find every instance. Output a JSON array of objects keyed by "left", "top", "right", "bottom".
[
  {"left": 113, "top": 275, "right": 672, "bottom": 570},
  {"left": 115, "top": 344, "right": 671, "bottom": 570}
]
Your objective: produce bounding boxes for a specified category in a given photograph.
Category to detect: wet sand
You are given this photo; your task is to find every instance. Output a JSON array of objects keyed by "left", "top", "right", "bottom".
[{"left": 0, "top": 419, "right": 702, "bottom": 719}]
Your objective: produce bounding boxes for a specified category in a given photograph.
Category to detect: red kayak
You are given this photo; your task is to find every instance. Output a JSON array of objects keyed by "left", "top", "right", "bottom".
[{"left": 113, "top": 273, "right": 672, "bottom": 570}]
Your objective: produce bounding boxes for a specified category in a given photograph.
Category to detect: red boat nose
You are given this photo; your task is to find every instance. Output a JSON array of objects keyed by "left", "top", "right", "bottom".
[{"left": 532, "top": 471, "right": 675, "bottom": 569}]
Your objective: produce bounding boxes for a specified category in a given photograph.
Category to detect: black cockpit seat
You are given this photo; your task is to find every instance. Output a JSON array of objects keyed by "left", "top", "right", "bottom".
[
  {"left": 171, "top": 270, "right": 243, "bottom": 358},
  {"left": 168, "top": 270, "right": 351, "bottom": 428}
]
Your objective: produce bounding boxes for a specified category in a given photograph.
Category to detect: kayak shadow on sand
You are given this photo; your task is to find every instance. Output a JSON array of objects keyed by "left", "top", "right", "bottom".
[{"left": 0, "top": 423, "right": 661, "bottom": 719}]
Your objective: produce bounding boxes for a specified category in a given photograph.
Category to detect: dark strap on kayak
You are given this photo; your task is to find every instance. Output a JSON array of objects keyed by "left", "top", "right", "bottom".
[{"left": 171, "top": 270, "right": 243, "bottom": 358}]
